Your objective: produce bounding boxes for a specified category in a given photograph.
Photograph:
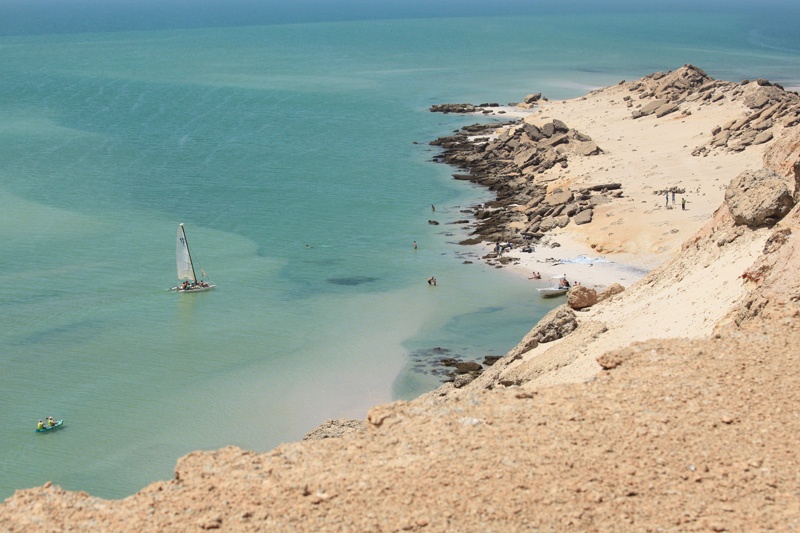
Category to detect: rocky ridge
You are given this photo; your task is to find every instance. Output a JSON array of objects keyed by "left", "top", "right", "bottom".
[{"left": 622, "top": 66, "right": 800, "bottom": 153}]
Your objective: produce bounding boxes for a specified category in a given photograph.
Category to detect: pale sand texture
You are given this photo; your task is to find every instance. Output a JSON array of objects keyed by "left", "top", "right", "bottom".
[
  {"left": 493, "top": 212, "right": 772, "bottom": 391},
  {"left": 495, "top": 81, "right": 767, "bottom": 289}
]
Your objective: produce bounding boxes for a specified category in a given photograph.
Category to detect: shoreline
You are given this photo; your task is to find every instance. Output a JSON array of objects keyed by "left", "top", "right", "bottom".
[
  {"left": 433, "top": 65, "right": 798, "bottom": 293},
  {"left": 420, "top": 65, "right": 799, "bottom": 396},
  {"left": 478, "top": 238, "right": 656, "bottom": 291},
  {"left": 4, "top": 65, "right": 800, "bottom": 530}
]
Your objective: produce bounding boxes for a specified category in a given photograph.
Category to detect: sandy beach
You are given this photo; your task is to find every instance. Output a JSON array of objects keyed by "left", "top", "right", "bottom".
[
  {"left": 439, "top": 67, "right": 797, "bottom": 390},
  {"left": 465, "top": 74, "right": 777, "bottom": 300}
]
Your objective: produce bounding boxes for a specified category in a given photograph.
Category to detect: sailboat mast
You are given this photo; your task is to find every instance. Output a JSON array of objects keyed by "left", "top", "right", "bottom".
[{"left": 180, "top": 223, "right": 198, "bottom": 283}]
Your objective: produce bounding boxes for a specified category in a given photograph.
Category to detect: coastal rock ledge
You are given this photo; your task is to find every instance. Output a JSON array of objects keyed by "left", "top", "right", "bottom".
[
  {"left": 428, "top": 64, "right": 800, "bottom": 261},
  {"left": 3, "top": 67, "right": 800, "bottom": 532}
]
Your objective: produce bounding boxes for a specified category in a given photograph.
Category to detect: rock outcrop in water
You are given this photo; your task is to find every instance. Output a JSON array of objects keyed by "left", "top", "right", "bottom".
[{"left": 429, "top": 117, "right": 613, "bottom": 250}]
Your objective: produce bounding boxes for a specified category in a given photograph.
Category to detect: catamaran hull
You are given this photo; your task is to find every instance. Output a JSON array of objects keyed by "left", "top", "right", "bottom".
[{"left": 173, "top": 284, "right": 216, "bottom": 293}]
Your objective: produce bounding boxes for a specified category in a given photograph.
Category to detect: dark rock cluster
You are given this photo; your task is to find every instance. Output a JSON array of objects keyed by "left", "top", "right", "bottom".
[
  {"left": 408, "top": 346, "right": 499, "bottom": 388},
  {"left": 429, "top": 102, "right": 502, "bottom": 115},
  {"left": 429, "top": 117, "right": 617, "bottom": 250}
]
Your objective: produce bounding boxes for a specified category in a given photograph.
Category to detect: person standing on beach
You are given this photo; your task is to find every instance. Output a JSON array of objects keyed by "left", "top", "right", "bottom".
[
  {"left": 672, "top": 191, "right": 676, "bottom": 204},
  {"left": 665, "top": 192, "right": 669, "bottom": 206},
  {"left": 682, "top": 197, "right": 687, "bottom": 210}
]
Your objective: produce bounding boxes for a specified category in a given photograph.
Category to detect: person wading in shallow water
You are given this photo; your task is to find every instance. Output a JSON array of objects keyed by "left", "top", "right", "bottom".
[{"left": 427, "top": 276, "right": 437, "bottom": 286}]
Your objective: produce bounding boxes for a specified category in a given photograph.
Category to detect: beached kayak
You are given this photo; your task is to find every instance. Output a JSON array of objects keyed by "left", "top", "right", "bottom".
[{"left": 35, "top": 420, "right": 64, "bottom": 433}]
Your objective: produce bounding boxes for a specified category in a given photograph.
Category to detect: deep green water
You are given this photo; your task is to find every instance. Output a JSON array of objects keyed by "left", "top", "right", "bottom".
[{"left": 1, "top": 5, "right": 799, "bottom": 499}]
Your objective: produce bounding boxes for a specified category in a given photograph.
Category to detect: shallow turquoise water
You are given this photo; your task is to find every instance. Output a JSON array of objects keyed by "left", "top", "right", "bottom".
[{"left": 1, "top": 6, "right": 799, "bottom": 499}]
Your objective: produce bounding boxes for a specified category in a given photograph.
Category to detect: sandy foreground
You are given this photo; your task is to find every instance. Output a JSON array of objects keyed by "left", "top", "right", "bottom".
[{"left": 2, "top": 67, "right": 800, "bottom": 531}]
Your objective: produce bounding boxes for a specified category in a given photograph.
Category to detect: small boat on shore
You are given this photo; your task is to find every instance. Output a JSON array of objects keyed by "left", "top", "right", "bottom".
[
  {"left": 35, "top": 420, "right": 64, "bottom": 433},
  {"left": 537, "top": 275, "right": 570, "bottom": 298},
  {"left": 169, "top": 223, "right": 216, "bottom": 293}
]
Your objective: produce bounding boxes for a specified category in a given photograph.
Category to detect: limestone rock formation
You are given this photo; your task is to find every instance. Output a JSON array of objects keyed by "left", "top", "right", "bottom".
[
  {"left": 567, "top": 285, "right": 598, "bottom": 309},
  {"left": 303, "top": 418, "right": 366, "bottom": 440},
  {"left": 505, "top": 305, "right": 578, "bottom": 357},
  {"left": 724, "top": 169, "right": 795, "bottom": 227},
  {"left": 597, "top": 282, "right": 625, "bottom": 302},
  {"left": 452, "top": 373, "right": 475, "bottom": 388}
]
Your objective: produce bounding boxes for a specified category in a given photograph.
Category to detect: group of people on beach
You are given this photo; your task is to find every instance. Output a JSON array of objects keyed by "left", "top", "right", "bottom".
[
  {"left": 665, "top": 191, "right": 689, "bottom": 210},
  {"left": 495, "top": 241, "right": 514, "bottom": 255},
  {"left": 37, "top": 417, "right": 58, "bottom": 430}
]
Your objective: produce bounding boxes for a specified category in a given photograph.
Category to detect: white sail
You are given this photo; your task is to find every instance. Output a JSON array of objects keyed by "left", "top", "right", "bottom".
[
  {"left": 172, "top": 223, "right": 215, "bottom": 292},
  {"left": 176, "top": 224, "right": 196, "bottom": 282}
]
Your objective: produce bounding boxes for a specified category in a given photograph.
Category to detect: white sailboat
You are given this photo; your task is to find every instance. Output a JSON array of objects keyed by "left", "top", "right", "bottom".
[{"left": 170, "top": 223, "right": 216, "bottom": 292}]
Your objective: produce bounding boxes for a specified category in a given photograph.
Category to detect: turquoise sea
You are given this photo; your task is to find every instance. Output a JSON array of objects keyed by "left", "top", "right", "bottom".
[{"left": 2, "top": 1, "right": 799, "bottom": 500}]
